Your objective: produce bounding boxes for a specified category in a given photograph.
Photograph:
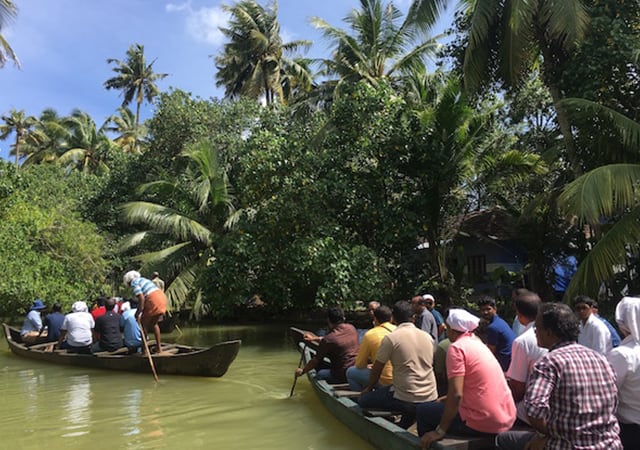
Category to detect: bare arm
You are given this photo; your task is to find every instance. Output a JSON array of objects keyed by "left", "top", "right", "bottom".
[
  {"left": 421, "top": 376, "right": 464, "bottom": 449},
  {"left": 361, "top": 360, "right": 384, "bottom": 393},
  {"left": 508, "top": 378, "right": 526, "bottom": 402}
]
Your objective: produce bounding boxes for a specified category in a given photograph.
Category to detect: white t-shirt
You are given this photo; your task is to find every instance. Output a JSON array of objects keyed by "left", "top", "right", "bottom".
[
  {"left": 607, "top": 336, "right": 640, "bottom": 425},
  {"left": 578, "top": 313, "right": 612, "bottom": 355},
  {"left": 505, "top": 323, "right": 548, "bottom": 423},
  {"left": 61, "top": 312, "right": 95, "bottom": 347}
]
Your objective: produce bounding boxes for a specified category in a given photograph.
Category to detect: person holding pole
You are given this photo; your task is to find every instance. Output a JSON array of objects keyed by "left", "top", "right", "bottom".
[{"left": 123, "top": 270, "right": 167, "bottom": 355}]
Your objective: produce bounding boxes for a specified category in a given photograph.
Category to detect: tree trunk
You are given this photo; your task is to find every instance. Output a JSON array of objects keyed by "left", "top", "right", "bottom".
[{"left": 13, "top": 131, "right": 20, "bottom": 168}]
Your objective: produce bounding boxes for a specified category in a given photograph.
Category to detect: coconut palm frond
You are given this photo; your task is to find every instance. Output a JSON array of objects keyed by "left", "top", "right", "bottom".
[
  {"left": 120, "top": 201, "right": 213, "bottom": 246},
  {"left": 566, "top": 209, "right": 640, "bottom": 299},
  {"left": 118, "top": 231, "right": 153, "bottom": 252},
  {"left": 132, "top": 242, "right": 193, "bottom": 266},
  {"left": 558, "top": 164, "right": 640, "bottom": 224},
  {"left": 164, "top": 264, "right": 199, "bottom": 311},
  {"left": 559, "top": 98, "right": 640, "bottom": 150}
]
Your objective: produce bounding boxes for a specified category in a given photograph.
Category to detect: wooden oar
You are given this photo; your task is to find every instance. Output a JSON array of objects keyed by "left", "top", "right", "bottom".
[
  {"left": 289, "top": 344, "right": 306, "bottom": 397},
  {"left": 138, "top": 320, "right": 159, "bottom": 383}
]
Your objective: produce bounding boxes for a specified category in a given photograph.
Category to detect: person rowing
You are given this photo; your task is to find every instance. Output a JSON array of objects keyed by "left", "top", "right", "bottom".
[{"left": 123, "top": 270, "right": 167, "bottom": 354}]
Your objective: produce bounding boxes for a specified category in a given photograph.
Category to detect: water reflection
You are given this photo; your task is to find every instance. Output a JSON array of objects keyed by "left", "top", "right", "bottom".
[
  {"left": 61, "top": 375, "right": 91, "bottom": 437},
  {"left": 122, "top": 389, "right": 142, "bottom": 436}
]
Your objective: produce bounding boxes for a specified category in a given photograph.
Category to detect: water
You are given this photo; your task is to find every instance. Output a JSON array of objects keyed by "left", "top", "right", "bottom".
[{"left": 0, "top": 324, "right": 374, "bottom": 450}]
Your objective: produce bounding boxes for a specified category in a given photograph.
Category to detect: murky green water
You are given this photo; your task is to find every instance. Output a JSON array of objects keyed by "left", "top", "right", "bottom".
[{"left": 0, "top": 324, "right": 374, "bottom": 450}]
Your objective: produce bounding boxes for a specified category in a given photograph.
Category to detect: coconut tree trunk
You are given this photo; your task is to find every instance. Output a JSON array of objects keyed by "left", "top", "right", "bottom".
[{"left": 13, "top": 131, "right": 20, "bottom": 167}]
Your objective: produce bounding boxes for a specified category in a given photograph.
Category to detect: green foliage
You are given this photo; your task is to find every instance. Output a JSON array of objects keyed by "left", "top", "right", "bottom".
[{"left": 0, "top": 162, "right": 108, "bottom": 316}]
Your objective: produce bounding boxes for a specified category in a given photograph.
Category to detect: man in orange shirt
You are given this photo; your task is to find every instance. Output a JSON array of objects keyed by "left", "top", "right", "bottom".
[{"left": 346, "top": 305, "right": 395, "bottom": 391}]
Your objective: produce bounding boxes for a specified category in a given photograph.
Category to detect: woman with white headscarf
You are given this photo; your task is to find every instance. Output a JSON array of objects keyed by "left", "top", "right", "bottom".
[
  {"left": 57, "top": 301, "right": 95, "bottom": 353},
  {"left": 607, "top": 296, "right": 640, "bottom": 449}
]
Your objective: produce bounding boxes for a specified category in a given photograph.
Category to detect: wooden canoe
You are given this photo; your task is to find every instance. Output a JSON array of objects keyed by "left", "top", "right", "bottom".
[
  {"left": 3, "top": 323, "right": 240, "bottom": 377},
  {"left": 289, "top": 327, "right": 494, "bottom": 450}
]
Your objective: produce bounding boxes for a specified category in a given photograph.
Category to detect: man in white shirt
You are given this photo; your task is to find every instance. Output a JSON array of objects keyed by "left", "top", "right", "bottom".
[
  {"left": 505, "top": 290, "right": 547, "bottom": 424},
  {"left": 573, "top": 295, "right": 612, "bottom": 354},
  {"left": 607, "top": 296, "right": 640, "bottom": 449}
]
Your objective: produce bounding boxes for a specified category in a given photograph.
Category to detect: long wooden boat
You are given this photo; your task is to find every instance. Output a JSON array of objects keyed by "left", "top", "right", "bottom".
[
  {"left": 3, "top": 323, "right": 240, "bottom": 377},
  {"left": 289, "top": 327, "right": 494, "bottom": 450}
]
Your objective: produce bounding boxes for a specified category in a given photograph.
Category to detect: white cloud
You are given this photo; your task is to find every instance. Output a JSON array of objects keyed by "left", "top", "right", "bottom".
[
  {"left": 166, "top": 2, "right": 191, "bottom": 13},
  {"left": 166, "top": 2, "right": 229, "bottom": 47}
]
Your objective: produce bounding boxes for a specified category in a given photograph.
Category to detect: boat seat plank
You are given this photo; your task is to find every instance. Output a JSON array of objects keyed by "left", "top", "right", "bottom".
[
  {"left": 327, "top": 382, "right": 350, "bottom": 389},
  {"left": 433, "top": 436, "right": 496, "bottom": 450},
  {"left": 333, "top": 389, "right": 361, "bottom": 398},
  {"left": 95, "top": 347, "right": 130, "bottom": 357},
  {"left": 362, "top": 409, "right": 403, "bottom": 418}
]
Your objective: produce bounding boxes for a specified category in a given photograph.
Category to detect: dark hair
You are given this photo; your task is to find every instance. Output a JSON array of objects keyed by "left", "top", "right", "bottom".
[
  {"left": 327, "top": 307, "right": 345, "bottom": 325},
  {"left": 96, "top": 296, "right": 108, "bottom": 307},
  {"left": 392, "top": 300, "right": 413, "bottom": 323},
  {"left": 477, "top": 295, "right": 496, "bottom": 308},
  {"left": 572, "top": 295, "right": 595, "bottom": 308},
  {"left": 105, "top": 297, "right": 116, "bottom": 311},
  {"left": 514, "top": 291, "right": 541, "bottom": 320},
  {"left": 539, "top": 302, "right": 580, "bottom": 342},
  {"left": 52, "top": 303, "right": 62, "bottom": 312},
  {"left": 127, "top": 298, "right": 138, "bottom": 308},
  {"left": 373, "top": 305, "right": 392, "bottom": 323}
]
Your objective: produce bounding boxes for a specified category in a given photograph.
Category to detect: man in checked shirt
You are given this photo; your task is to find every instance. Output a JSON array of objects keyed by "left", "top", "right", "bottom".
[{"left": 496, "top": 302, "right": 622, "bottom": 450}]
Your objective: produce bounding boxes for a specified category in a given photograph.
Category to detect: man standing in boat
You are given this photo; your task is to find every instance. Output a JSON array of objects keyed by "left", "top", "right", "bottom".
[
  {"left": 123, "top": 270, "right": 167, "bottom": 354},
  {"left": 151, "top": 272, "right": 165, "bottom": 291},
  {"left": 294, "top": 306, "right": 359, "bottom": 384}
]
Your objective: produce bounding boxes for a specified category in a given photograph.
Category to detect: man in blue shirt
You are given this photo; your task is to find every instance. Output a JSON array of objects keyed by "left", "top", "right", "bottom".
[
  {"left": 40, "top": 302, "right": 65, "bottom": 342},
  {"left": 423, "top": 294, "right": 446, "bottom": 341},
  {"left": 478, "top": 296, "right": 516, "bottom": 371}
]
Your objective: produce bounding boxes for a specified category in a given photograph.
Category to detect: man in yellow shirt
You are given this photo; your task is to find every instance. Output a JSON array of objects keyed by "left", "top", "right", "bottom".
[{"left": 346, "top": 305, "right": 395, "bottom": 391}]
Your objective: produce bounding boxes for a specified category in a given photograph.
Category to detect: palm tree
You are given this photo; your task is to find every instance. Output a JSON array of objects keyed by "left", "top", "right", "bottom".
[
  {"left": 57, "top": 110, "right": 113, "bottom": 175},
  {"left": 119, "top": 140, "right": 240, "bottom": 318},
  {"left": 0, "top": 0, "right": 19, "bottom": 67},
  {"left": 0, "top": 109, "right": 37, "bottom": 167},
  {"left": 104, "top": 44, "right": 168, "bottom": 138},
  {"left": 214, "top": 0, "right": 312, "bottom": 105},
  {"left": 558, "top": 98, "right": 640, "bottom": 298},
  {"left": 105, "top": 106, "right": 146, "bottom": 154},
  {"left": 311, "top": 0, "right": 441, "bottom": 95},
  {"left": 459, "top": 0, "right": 590, "bottom": 176},
  {"left": 21, "top": 108, "right": 70, "bottom": 166}
]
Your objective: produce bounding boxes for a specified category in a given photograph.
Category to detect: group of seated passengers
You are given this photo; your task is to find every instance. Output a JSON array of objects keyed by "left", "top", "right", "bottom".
[
  {"left": 21, "top": 297, "right": 143, "bottom": 355},
  {"left": 296, "top": 291, "right": 635, "bottom": 450}
]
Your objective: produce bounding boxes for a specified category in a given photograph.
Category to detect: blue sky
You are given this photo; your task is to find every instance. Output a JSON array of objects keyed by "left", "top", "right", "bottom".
[{"left": 0, "top": 0, "right": 455, "bottom": 159}]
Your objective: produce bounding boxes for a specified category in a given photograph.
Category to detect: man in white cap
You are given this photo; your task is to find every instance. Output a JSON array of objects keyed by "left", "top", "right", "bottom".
[
  {"left": 418, "top": 308, "right": 516, "bottom": 449},
  {"left": 58, "top": 301, "right": 95, "bottom": 353},
  {"left": 607, "top": 296, "right": 640, "bottom": 449}
]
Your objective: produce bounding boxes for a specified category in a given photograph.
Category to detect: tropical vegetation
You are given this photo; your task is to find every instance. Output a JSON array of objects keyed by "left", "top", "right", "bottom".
[{"left": 2, "top": 0, "right": 640, "bottom": 319}]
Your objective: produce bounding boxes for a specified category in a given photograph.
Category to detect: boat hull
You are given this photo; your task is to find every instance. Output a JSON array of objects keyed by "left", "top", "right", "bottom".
[{"left": 3, "top": 323, "right": 240, "bottom": 377}]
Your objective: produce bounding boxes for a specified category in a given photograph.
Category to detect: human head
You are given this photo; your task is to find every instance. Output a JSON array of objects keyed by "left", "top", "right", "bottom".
[
  {"left": 51, "top": 303, "right": 62, "bottom": 313},
  {"left": 446, "top": 308, "right": 480, "bottom": 341},
  {"left": 534, "top": 302, "right": 580, "bottom": 348},
  {"left": 153, "top": 271, "right": 160, "bottom": 278},
  {"left": 327, "top": 307, "right": 345, "bottom": 327},
  {"left": 615, "top": 296, "right": 640, "bottom": 342},
  {"left": 95, "top": 296, "right": 107, "bottom": 307},
  {"left": 392, "top": 300, "right": 414, "bottom": 324},
  {"left": 367, "top": 301, "right": 380, "bottom": 319},
  {"left": 123, "top": 270, "right": 141, "bottom": 286},
  {"left": 511, "top": 287, "right": 530, "bottom": 302},
  {"left": 410, "top": 295, "right": 425, "bottom": 313},
  {"left": 572, "top": 295, "right": 595, "bottom": 323},
  {"left": 105, "top": 298, "right": 116, "bottom": 311},
  {"left": 30, "top": 299, "right": 46, "bottom": 311},
  {"left": 72, "top": 301, "right": 89, "bottom": 313},
  {"left": 373, "top": 305, "right": 392, "bottom": 325},
  {"left": 422, "top": 294, "right": 435, "bottom": 311},
  {"left": 514, "top": 290, "right": 542, "bottom": 325},
  {"left": 477, "top": 296, "right": 497, "bottom": 321}
]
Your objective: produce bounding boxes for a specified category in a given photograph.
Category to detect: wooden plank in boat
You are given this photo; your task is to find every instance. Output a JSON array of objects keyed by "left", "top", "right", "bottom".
[{"left": 333, "top": 389, "right": 361, "bottom": 398}]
